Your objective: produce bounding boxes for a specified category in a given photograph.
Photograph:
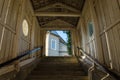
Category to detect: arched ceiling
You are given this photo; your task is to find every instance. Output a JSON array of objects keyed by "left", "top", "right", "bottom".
[{"left": 30, "top": 0, "right": 85, "bottom": 29}]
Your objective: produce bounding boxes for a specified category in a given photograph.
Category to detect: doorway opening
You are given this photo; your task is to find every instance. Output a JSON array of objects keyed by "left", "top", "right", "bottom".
[{"left": 45, "top": 30, "right": 72, "bottom": 56}]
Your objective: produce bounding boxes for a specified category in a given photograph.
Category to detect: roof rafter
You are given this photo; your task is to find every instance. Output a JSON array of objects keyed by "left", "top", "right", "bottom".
[
  {"left": 40, "top": 27, "right": 73, "bottom": 30},
  {"left": 41, "top": 19, "right": 74, "bottom": 27},
  {"left": 35, "top": 12, "right": 81, "bottom": 17},
  {"left": 55, "top": 3, "right": 80, "bottom": 12},
  {"left": 76, "top": 18, "right": 81, "bottom": 29},
  {"left": 35, "top": 2, "right": 80, "bottom": 13}
]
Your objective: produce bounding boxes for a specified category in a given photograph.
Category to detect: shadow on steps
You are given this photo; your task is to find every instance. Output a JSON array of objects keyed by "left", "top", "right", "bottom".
[{"left": 25, "top": 57, "right": 88, "bottom": 80}]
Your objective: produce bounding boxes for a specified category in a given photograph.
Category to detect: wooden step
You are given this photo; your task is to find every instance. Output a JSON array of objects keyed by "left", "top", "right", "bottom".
[
  {"left": 31, "top": 71, "right": 86, "bottom": 76},
  {"left": 27, "top": 75, "right": 88, "bottom": 80},
  {"left": 25, "top": 57, "right": 88, "bottom": 80}
]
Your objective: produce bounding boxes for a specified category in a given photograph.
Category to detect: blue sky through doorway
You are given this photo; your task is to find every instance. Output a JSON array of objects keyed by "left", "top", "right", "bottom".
[{"left": 56, "top": 31, "right": 67, "bottom": 42}]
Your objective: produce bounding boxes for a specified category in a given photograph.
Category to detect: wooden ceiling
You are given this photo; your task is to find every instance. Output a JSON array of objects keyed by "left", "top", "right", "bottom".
[
  {"left": 37, "top": 17, "right": 79, "bottom": 26},
  {"left": 30, "top": 0, "right": 85, "bottom": 29}
]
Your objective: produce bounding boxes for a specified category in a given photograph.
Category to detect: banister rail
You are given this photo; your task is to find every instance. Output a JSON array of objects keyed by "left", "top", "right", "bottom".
[
  {"left": 0, "top": 46, "right": 43, "bottom": 68},
  {"left": 77, "top": 47, "right": 120, "bottom": 80}
]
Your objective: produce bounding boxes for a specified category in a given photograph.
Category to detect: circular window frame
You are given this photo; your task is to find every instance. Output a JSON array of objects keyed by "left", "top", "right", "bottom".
[{"left": 22, "top": 19, "right": 29, "bottom": 36}]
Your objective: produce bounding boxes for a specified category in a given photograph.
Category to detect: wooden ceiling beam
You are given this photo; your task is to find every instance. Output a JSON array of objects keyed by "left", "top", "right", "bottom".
[
  {"left": 55, "top": 3, "right": 80, "bottom": 12},
  {"left": 35, "top": 2, "right": 80, "bottom": 13},
  {"left": 35, "top": 12, "right": 81, "bottom": 17},
  {"left": 40, "top": 19, "right": 74, "bottom": 27},
  {"left": 40, "top": 27, "right": 74, "bottom": 30},
  {"left": 35, "top": 3, "right": 58, "bottom": 11},
  {"left": 76, "top": 18, "right": 81, "bottom": 29}
]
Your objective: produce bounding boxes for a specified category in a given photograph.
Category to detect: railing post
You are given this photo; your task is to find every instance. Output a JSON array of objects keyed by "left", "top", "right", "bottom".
[
  {"left": 77, "top": 47, "right": 120, "bottom": 80},
  {"left": 101, "top": 73, "right": 110, "bottom": 80},
  {"left": 88, "top": 62, "right": 95, "bottom": 80},
  {"left": 14, "top": 60, "right": 20, "bottom": 72}
]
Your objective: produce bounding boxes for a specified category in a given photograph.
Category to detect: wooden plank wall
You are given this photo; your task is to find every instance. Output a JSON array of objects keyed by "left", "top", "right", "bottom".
[
  {"left": 0, "top": 0, "right": 21, "bottom": 64},
  {"left": 33, "top": 18, "right": 42, "bottom": 57},
  {"left": 80, "top": 0, "right": 97, "bottom": 59},
  {"left": 16, "top": 0, "right": 43, "bottom": 60},
  {"left": 94, "top": 0, "right": 120, "bottom": 72},
  {"left": 79, "top": 0, "right": 120, "bottom": 73},
  {"left": 0, "top": 0, "right": 42, "bottom": 64},
  {"left": 95, "top": 0, "right": 120, "bottom": 72}
]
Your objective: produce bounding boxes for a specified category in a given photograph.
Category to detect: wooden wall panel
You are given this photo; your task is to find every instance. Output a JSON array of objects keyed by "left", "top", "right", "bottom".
[
  {"left": 100, "top": 0, "right": 120, "bottom": 72},
  {"left": 78, "top": 0, "right": 120, "bottom": 79},
  {"left": 100, "top": 34, "right": 110, "bottom": 67},
  {"left": 9, "top": 0, "right": 20, "bottom": 30},
  {"left": 0, "top": 0, "right": 42, "bottom": 66},
  {"left": 107, "top": 29, "right": 119, "bottom": 71},
  {"left": 0, "top": 24, "right": 3, "bottom": 41},
  {"left": 34, "top": 18, "right": 42, "bottom": 47},
  {"left": 80, "top": 0, "right": 120, "bottom": 72},
  {"left": 19, "top": 29, "right": 31, "bottom": 55},
  {"left": 0, "top": 0, "right": 4, "bottom": 18},
  {"left": 0, "top": 29, "right": 14, "bottom": 63},
  {"left": 107, "top": 23, "right": 120, "bottom": 71},
  {"left": 0, "top": 0, "right": 10, "bottom": 22},
  {"left": 106, "top": 0, "right": 120, "bottom": 23},
  {"left": 91, "top": 0, "right": 120, "bottom": 72},
  {"left": 17, "top": 0, "right": 43, "bottom": 58},
  {"left": 119, "top": 0, "right": 120, "bottom": 5},
  {"left": 6, "top": 0, "right": 15, "bottom": 26},
  {"left": 80, "top": 1, "right": 97, "bottom": 60},
  {"left": 101, "top": 0, "right": 111, "bottom": 27},
  {"left": 0, "top": 0, "right": 20, "bottom": 64},
  {"left": 94, "top": 1, "right": 104, "bottom": 33},
  {"left": 0, "top": 29, "right": 8, "bottom": 63},
  {"left": 93, "top": 0, "right": 110, "bottom": 66},
  {"left": 113, "top": 23, "right": 120, "bottom": 70}
]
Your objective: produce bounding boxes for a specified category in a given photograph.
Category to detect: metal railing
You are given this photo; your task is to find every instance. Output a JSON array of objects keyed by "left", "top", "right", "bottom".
[
  {"left": 77, "top": 47, "right": 120, "bottom": 80},
  {"left": 0, "top": 46, "right": 43, "bottom": 68}
]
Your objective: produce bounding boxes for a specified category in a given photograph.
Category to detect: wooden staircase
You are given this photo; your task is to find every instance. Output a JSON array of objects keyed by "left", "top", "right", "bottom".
[{"left": 25, "top": 57, "right": 88, "bottom": 80}]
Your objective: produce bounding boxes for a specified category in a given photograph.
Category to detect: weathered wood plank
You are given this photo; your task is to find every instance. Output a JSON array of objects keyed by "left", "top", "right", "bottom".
[
  {"left": 35, "top": 12, "right": 81, "bottom": 17},
  {"left": 0, "top": 65, "right": 15, "bottom": 76},
  {"left": 112, "top": 23, "right": 120, "bottom": 71},
  {"left": 0, "top": 0, "right": 5, "bottom": 19},
  {"left": 100, "top": 0, "right": 111, "bottom": 27}
]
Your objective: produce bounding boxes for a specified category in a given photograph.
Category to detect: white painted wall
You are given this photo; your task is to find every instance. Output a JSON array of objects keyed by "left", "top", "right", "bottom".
[
  {"left": 48, "top": 34, "right": 59, "bottom": 56},
  {"left": 59, "top": 42, "right": 69, "bottom": 56},
  {"left": 46, "top": 32, "right": 69, "bottom": 56}
]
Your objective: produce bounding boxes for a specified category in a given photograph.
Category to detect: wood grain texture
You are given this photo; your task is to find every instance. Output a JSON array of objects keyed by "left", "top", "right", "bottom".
[{"left": 93, "top": 0, "right": 120, "bottom": 72}]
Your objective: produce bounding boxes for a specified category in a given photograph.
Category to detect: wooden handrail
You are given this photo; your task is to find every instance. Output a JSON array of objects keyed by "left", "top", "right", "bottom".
[
  {"left": 0, "top": 46, "right": 43, "bottom": 68},
  {"left": 77, "top": 47, "right": 120, "bottom": 80}
]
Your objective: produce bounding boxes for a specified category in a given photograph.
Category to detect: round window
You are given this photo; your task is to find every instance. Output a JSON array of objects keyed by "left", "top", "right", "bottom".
[{"left": 22, "top": 19, "right": 29, "bottom": 36}]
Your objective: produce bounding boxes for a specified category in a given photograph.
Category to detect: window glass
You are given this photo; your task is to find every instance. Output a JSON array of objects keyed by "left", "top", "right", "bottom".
[
  {"left": 88, "top": 22, "right": 93, "bottom": 37},
  {"left": 22, "top": 19, "right": 29, "bottom": 36},
  {"left": 51, "top": 39, "right": 56, "bottom": 50}
]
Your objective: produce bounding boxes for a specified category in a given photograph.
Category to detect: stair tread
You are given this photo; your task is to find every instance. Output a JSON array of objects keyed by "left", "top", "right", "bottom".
[
  {"left": 25, "top": 57, "right": 88, "bottom": 80},
  {"left": 28, "top": 75, "right": 88, "bottom": 78},
  {"left": 27, "top": 76, "right": 88, "bottom": 80}
]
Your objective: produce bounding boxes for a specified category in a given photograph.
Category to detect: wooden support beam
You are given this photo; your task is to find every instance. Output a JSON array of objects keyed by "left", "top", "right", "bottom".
[
  {"left": 35, "top": 3, "right": 57, "bottom": 11},
  {"left": 0, "top": 65, "right": 15, "bottom": 76},
  {"left": 35, "top": 12, "right": 81, "bottom": 17},
  {"left": 56, "top": 3, "right": 80, "bottom": 13},
  {"left": 41, "top": 19, "right": 74, "bottom": 27},
  {"left": 40, "top": 27, "right": 74, "bottom": 30},
  {"left": 77, "top": 18, "right": 81, "bottom": 29},
  {"left": 35, "top": 2, "right": 80, "bottom": 13}
]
